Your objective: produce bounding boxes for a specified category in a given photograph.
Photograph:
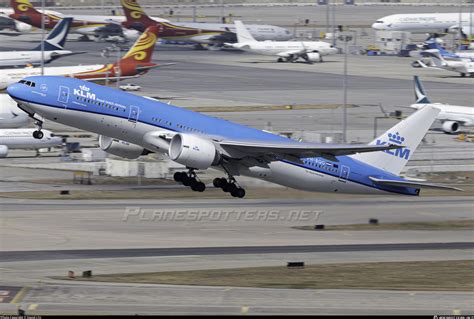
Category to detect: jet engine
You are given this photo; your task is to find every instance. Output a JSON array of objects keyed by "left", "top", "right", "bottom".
[
  {"left": 0, "top": 145, "right": 8, "bottom": 158},
  {"left": 305, "top": 52, "right": 321, "bottom": 62},
  {"left": 442, "top": 121, "right": 460, "bottom": 134},
  {"left": 99, "top": 135, "right": 146, "bottom": 159},
  {"left": 168, "top": 134, "right": 221, "bottom": 169}
]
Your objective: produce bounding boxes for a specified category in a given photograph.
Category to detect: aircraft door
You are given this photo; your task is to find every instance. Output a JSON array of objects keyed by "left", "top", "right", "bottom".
[
  {"left": 339, "top": 165, "right": 350, "bottom": 181},
  {"left": 128, "top": 105, "right": 139, "bottom": 124},
  {"left": 58, "top": 86, "right": 70, "bottom": 106}
]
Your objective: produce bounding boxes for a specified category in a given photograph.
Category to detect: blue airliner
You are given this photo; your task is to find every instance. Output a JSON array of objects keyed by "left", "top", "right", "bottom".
[{"left": 6, "top": 76, "right": 460, "bottom": 197}]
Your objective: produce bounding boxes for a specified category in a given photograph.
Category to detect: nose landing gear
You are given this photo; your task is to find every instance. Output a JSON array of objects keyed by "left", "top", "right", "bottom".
[{"left": 32, "top": 120, "right": 43, "bottom": 139}]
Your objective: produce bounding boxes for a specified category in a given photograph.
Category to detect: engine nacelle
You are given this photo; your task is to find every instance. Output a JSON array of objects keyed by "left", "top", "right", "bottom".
[
  {"left": 306, "top": 52, "right": 321, "bottom": 62},
  {"left": 442, "top": 121, "right": 460, "bottom": 134},
  {"left": 0, "top": 145, "right": 8, "bottom": 158},
  {"left": 99, "top": 135, "right": 145, "bottom": 159},
  {"left": 14, "top": 21, "right": 32, "bottom": 33},
  {"left": 169, "top": 134, "right": 221, "bottom": 169}
]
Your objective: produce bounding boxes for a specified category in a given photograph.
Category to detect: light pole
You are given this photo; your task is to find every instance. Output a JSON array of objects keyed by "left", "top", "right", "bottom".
[
  {"left": 339, "top": 33, "right": 352, "bottom": 143},
  {"left": 40, "top": 0, "right": 45, "bottom": 75}
]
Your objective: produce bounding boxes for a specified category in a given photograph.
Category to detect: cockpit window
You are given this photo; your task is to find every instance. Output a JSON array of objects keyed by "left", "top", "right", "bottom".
[
  {"left": 375, "top": 20, "right": 384, "bottom": 23},
  {"left": 18, "top": 80, "right": 35, "bottom": 87}
]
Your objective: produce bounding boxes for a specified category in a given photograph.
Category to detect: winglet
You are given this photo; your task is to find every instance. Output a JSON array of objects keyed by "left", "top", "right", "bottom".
[{"left": 413, "top": 76, "right": 431, "bottom": 104}]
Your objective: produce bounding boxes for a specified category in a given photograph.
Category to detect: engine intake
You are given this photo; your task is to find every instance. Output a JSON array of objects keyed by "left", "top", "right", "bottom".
[
  {"left": 99, "top": 135, "right": 146, "bottom": 159},
  {"left": 442, "top": 121, "right": 460, "bottom": 134},
  {"left": 0, "top": 145, "right": 8, "bottom": 158},
  {"left": 169, "top": 134, "right": 221, "bottom": 169}
]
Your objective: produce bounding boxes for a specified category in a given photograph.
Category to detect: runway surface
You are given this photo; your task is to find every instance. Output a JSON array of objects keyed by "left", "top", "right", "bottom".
[{"left": 2, "top": 242, "right": 473, "bottom": 262}]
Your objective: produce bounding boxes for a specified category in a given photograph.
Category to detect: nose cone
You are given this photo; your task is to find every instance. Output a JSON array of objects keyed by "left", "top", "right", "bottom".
[{"left": 6, "top": 82, "right": 23, "bottom": 100}]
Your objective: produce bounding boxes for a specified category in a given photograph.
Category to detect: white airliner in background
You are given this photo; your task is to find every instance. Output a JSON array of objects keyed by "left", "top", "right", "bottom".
[
  {"left": 0, "top": 93, "right": 29, "bottom": 128},
  {"left": 372, "top": 12, "right": 474, "bottom": 36},
  {"left": 0, "top": 18, "right": 79, "bottom": 68},
  {"left": 418, "top": 49, "right": 474, "bottom": 77},
  {"left": 410, "top": 76, "right": 473, "bottom": 134},
  {"left": 0, "top": 128, "right": 61, "bottom": 157},
  {"left": 225, "top": 21, "right": 337, "bottom": 63}
]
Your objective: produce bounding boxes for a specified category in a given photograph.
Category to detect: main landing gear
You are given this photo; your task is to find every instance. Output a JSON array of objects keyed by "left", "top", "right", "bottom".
[
  {"left": 174, "top": 170, "right": 206, "bottom": 192},
  {"left": 32, "top": 120, "right": 43, "bottom": 139},
  {"left": 213, "top": 176, "right": 245, "bottom": 198},
  {"left": 173, "top": 168, "right": 246, "bottom": 198}
]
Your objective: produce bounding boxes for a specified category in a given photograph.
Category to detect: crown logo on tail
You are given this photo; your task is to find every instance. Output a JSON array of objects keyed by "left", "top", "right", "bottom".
[{"left": 387, "top": 132, "right": 405, "bottom": 145}]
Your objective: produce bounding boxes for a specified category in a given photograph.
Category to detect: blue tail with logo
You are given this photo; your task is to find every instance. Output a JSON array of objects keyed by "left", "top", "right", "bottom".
[{"left": 33, "top": 17, "right": 73, "bottom": 51}]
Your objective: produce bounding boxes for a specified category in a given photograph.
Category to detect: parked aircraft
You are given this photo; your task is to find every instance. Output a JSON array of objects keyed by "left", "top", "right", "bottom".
[
  {"left": 224, "top": 20, "right": 337, "bottom": 63},
  {"left": 120, "top": 0, "right": 292, "bottom": 47},
  {"left": 410, "top": 76, "right": 473, "bottom": 134},
  {"left": 0, "top": 26, "right": 161, "bottom": 90},
  {"left": 0, "top": 93, "right": 29, "bottom": 128},
  {"left": 372, "top": 12, "right": 474, "bottom": 37},
  {"left": 8, "top": 0, "right": 144, "bottom": 41},
  {"left": 0, "top": 18, "right": 81, "bottom": 68},
  {"left": 7, "top": 76, "right": 461, "bottom": 197},
  {"left": 0, "top": 128, "right": 61, "bottom": 157},
  {"left": 417, "top": 49, "right": 474, "bottom": 77}
]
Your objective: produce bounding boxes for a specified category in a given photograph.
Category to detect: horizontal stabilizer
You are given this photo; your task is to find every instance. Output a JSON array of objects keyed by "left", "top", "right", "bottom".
[
  {"left": 135, "top": 63, "right": 175, "bottom": 73},
  {"left": 369, "top": 176, "right": 463, "bottom": 191}
]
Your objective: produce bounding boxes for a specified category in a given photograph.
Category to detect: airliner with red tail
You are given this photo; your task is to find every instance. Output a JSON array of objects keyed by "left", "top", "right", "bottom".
[
  {"left": 0, "top": 26, "right": 161, "bottom": 90},
  {"left": 120, "top": 0, "right": 292, "bottom": 45},
  {"left": 7, "top": 0, "right": 166, "bottom": 39}
]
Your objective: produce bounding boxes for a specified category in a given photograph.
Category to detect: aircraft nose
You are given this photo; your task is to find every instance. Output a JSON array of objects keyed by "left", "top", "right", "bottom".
[{"left": 6, "top": 82, "right": 23, "bottom": 100}]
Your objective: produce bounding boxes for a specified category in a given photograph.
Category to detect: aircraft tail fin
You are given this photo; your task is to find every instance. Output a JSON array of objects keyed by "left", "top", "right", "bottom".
[
  {"left": 350, "top": 105, "right": 440, "bottom": 175},
  {"left": 413, "top": 76, "right": 431, "bottom": 104},
  {"left": 234, "top": 20, "right": 257, "bottom": 43},
  {"left": 115, "top": 25, "right": 158, "bottom": 65},
  {"left": 10, "top": 0, "right": 41, "bottom": 17},
  {"left": 32, "top": 17, "right": 72, "bottom": 51},
  {"left": 121, "top": 0, "right": 156, "bottom": 32}
]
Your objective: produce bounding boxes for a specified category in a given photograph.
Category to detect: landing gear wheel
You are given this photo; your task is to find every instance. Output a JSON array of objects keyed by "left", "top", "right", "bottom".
[
  {"left": 174, "top": 172, "right": 186, "bottom": 182},
  {"left": 32, "top": 130, "right": 43, "bottom": 139},
  {"left": 213, "top": 177, "right": 226, "bottom": 188},
  {"left": 191, "top": 181, "right": 206, "bottom": 192},
  {"left": 231, "top": 187, "right": 245, "bottom": 198},
  {"left": 277, "top": 57, "right": 284, "bottom": 62}
]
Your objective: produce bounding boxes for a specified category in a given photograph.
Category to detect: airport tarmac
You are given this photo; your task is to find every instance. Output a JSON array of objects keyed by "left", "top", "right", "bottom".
[{"left": 0, "top": 3, "right": 473, "bottom": 315}]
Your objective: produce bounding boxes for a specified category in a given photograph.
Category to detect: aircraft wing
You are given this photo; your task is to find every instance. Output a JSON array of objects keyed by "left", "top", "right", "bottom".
[
  {"left": 369, "top": 176, "right": 463, "bottom": 191},
  {"left": 142, "top": 132, "right": 402, "bottom": 162},
  {"left": 216, "top": 138, "right": 403, "bottom": 161}
]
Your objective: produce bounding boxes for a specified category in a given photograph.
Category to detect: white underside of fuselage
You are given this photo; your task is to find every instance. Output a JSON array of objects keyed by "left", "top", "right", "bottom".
[{"left": 21, "top": 101, "right": 388, "bottom": 195}]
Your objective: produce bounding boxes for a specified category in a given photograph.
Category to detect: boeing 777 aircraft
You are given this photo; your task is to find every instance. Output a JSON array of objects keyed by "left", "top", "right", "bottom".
[
  {"left": 0, "top": 18, "right": 81, "bottom": 68},
  {"left": 372, "top": 12, "right": 474, "bottom": 37},
  {"left": 410, "top": 76, "right": 473, "bottom": 134},
  {"left": 7, "top": 76, "right": 460, "bottom": 197},
  {"left": 0, "top": 26, "right": 161, "bottom": 90}
]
